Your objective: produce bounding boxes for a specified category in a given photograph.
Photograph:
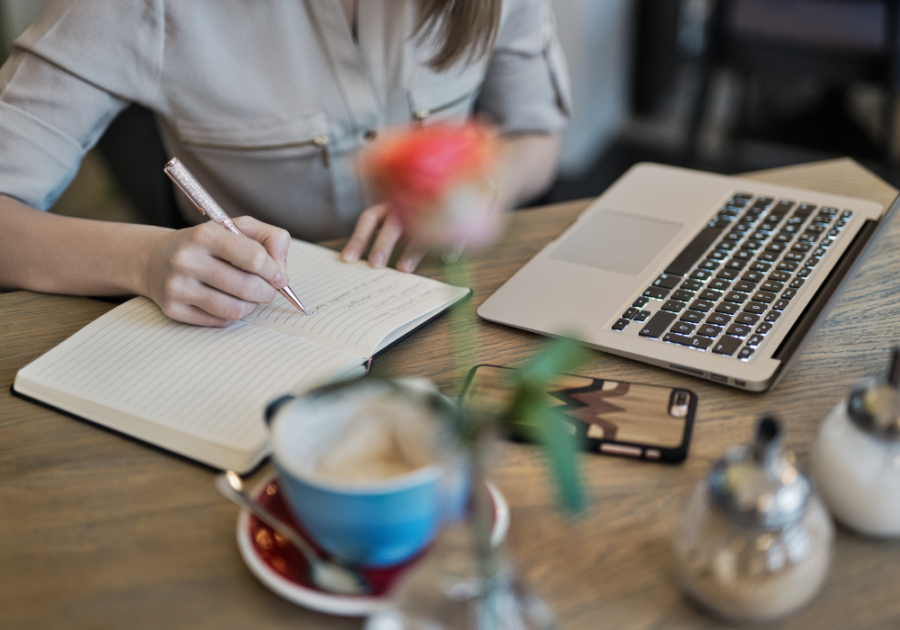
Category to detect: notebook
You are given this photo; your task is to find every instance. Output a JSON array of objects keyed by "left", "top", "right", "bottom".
[
  {"left": 13, "top": 239, "right": 469, "bottom": 472},
  {"left": 479, "top": 162, "right": 895, "bottom": 391}
]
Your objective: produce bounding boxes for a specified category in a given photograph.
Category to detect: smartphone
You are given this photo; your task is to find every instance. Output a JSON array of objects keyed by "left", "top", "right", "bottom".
[{"left": 459, "top": 364, "right": 697, "bottom": 463}]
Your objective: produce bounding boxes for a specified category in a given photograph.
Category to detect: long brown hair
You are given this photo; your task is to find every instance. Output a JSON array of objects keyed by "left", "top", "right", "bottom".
[{"left": 416, "top": 0, "right": 503, "bottom": 70}]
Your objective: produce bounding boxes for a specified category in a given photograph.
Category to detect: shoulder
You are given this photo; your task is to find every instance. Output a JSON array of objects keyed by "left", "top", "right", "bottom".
[{"left": 13, "top": 0, "right": 166, "bottom": 102}]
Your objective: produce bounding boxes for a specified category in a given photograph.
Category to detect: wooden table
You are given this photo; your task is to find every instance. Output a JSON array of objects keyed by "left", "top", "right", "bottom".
[{"left": 2, "top": 159, "right": 899, "bottom": 629}]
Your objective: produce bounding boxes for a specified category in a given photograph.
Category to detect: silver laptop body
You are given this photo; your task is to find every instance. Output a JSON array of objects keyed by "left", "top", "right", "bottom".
[{"left": 478, "top": 162, "right": 890, "bottom": 391}]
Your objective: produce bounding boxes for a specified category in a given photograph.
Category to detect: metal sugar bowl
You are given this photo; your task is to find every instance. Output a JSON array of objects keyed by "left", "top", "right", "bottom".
[
  {"left": 674, "top": 416, "right": 833, "bottom": 622},
  {"left": 812, "top": 347, "right": 900, "bottom": 537}
]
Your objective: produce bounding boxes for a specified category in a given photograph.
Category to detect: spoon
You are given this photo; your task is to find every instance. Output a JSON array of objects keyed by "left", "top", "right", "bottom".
[{"left": 215, "top": 470, "right": 370, "bottom": 596}]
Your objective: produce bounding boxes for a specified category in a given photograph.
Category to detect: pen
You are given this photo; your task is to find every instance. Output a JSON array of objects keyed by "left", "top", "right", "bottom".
[{"left": 163, "top": 157, "right": 308, "bottom": 315}]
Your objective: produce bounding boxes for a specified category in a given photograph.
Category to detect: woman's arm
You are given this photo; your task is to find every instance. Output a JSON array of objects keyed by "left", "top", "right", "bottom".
[
  {"left": 341, "top": 130, "right": 562, "bottom": 272},
  {"left": 0, "top": 194, "right": 293, "bottom": 327}
]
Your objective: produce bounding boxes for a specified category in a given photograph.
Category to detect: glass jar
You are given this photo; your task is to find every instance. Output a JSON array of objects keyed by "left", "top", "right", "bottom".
[
  {"left": 811, "top": 348, "right": 900, "bottom": 537},
  {"left": 674, "top": 416, "right": 833, "bottom": 622}
]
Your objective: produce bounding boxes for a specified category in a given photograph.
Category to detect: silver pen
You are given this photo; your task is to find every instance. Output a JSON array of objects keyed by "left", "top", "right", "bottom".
[{"left": 164, "top": 157, "right": 307, "bottom": 315}]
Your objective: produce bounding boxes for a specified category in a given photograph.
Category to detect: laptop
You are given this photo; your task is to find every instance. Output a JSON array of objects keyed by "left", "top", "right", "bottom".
[{"left": 478, "top": 162, "right": 896, "bottom": 391}]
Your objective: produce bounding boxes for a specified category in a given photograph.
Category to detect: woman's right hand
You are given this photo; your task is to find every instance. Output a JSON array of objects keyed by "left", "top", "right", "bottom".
[{"left": 143, "top": 216, "right": 292, "bottom": 327}]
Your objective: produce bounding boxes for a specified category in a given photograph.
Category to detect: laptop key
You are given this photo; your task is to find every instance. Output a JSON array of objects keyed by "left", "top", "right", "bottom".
[
  {"left": 712, "top": 335, "right": 742, "bottom": 356},
  {"left": 653, "top": 274, "right": 682, "bottom": 289},
  {"left": 726, "top": 323, "right": 752, "bottom": 337},
  {"left": 634, "top": 310, "right": 651, "bottom": 322},
  {"left": 697, "top": 324, "right": 722, "bottom": 337},
  {"left": 698, "top": 289, "right": 723, "bottom": 301},
  {"left": 715, "top": 302, "right": 739, "bottom": 315},
  {"left": 751, "top": 291, "right": 776, "bottom": 303},
  {"left": 671, "top": 322, "right": 696, "bottom": 335},
  {"left": 622, "top": 308, "right": 639, "bottom": 319},
  {"left": 756, "top": 322, "right": 773, "bottom": 334},
  {"left": 688, "top": 337, "right": 713, "bottom": 351},
  {"left": 746, "top": 334, "right": 765, "bottom": 347},
  {"left": 734, "top": 312, "right": 760, "bottom": 326},
  {"left": 671, "top": 289, "right": 695, "bottom": 302},
  {"left": 743, "top": 301, "right": 768, "bottom": 316},
  {"left": 707, "top": 313, "right": 732, "bottom": 326},
  {"left": 661, "top": 300, "right": 687, "bottom": 313},
  {"left": 724, "top": 291, "right": 748, "bottom": 303},
  {"left": 679, "top": 310, "right": 704, "bottom": 323},
  {"left": 708, "top": 279, "right": 731, "bottom": 291},
  {"left": 689, "top": 300, "right": 714, "bottom": 313},
  {"left": 738, "top": 346, "right": 755, "bottom": 360},
  {"left": 663, "top": 333, "right": 693, "bottom": 346},
  {"left": 643, "top": 287, "right": 669, "bottom": 300},
  {"left": 639, "top": 311, "right": 677, "bottom": 338},
  {"left": 612, "top": 319, "right": 630, "bottom": 331},
  {"left": 680, "top": 279, "right": 704, "bottom": 292},
  {"left": 733, "top": 280, "right": 756, "bottom": 293},
  {"left": 633, "top": 296, "right": 649, "bottom": 308}
]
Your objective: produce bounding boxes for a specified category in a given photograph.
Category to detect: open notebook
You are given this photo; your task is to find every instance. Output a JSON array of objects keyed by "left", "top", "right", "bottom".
[{"left": 14, "top": 240, "right": 469, "bottom": 473}]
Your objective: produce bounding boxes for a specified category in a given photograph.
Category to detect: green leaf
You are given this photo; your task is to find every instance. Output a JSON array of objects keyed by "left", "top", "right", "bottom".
[{"left": 507, "top": 337, "right": 590, "bottom": 515}]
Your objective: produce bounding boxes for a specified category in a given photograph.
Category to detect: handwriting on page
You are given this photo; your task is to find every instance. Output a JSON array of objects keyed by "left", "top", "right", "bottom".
[
  {"left": 31, "top": 298, "right": 362, "bottom": 450},
  {"left": 245, "top": 242, "right": 461, "bottom": 354}
]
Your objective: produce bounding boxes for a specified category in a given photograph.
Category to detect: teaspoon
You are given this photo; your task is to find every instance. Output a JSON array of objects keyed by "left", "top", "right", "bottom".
[{"left": 215, "top": 470, "right": 370, "bottom": 596}]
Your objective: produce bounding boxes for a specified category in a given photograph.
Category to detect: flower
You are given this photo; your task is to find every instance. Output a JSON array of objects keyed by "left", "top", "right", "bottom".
[{"left": 361, "top": 121, "right": 503, "bottom": 249}]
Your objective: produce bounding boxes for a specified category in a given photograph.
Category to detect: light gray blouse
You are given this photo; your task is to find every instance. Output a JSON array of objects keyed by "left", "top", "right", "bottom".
[{"left": 0, "top": 0, "right": 571, "bottom": 241}]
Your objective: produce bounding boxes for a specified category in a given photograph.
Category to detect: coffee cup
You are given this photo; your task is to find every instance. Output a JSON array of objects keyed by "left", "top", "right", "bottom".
[{"left": 265, "top": 378, "right": 468, "bottom": 567}]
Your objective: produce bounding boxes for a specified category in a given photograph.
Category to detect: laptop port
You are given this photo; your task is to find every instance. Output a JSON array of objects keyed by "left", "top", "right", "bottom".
[
  {"left": 670, "top": 363, "right": 703, "bottom": 376},
  {"left": 735, "top": 379, "right": 747, "bottom": 387},
  {"left": 709, "top": 373, "right": 728, "bottom": 383}
]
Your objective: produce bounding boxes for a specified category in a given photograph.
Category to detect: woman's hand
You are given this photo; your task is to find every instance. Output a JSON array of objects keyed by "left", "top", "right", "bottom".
[
  {"left": 143, "top": 216, "right": 292, "bottom": 327},
  {"left": 340, "top": 203, "right": 429, "bottom": 272}
]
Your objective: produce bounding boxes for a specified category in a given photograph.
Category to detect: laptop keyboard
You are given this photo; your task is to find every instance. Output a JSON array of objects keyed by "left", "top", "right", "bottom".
[{"left": 610, "top": 192, "right": 853, "bottom": 361}]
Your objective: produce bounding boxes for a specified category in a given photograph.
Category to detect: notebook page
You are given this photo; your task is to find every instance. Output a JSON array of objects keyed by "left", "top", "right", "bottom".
[
  {"left": 16, "top": 297, "right": 365, "bottom": 455},
  {"left": 245, "top": 240, "right": 468, "bottom": 356}
]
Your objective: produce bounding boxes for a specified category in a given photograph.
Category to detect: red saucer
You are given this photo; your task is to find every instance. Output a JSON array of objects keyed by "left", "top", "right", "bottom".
[{"left": 236, "top": 472, "right": 509, "bottom": 616}]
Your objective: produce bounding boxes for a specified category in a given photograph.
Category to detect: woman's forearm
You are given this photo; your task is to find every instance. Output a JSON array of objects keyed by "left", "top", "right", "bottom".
[
  {"left": 495, "top": 132, "right": 562, "bottom": 209},
  {"left": 0, "top": 194, "right": 166, "bottom": 296}
]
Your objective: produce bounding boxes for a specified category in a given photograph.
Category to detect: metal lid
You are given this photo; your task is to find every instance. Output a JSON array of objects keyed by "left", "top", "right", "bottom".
[
  {"left": 708, "top": 416, "right": 811, "bottom": 529},
  {"left": 848, "top": 347, "right": 900, "bottom": 440}
]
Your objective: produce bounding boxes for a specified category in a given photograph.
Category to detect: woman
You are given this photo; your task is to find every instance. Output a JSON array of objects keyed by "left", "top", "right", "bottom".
[{"left": 0, "top": 0, "right": 570, "bottom": 326}]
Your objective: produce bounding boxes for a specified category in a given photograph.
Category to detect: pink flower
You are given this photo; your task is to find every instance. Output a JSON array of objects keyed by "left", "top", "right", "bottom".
[{"left": 361, "top": 122, "right": 503, "bottom": 250}]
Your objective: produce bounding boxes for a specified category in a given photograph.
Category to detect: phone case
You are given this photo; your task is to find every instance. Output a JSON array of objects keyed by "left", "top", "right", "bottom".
[{"left": 459, "top": 364, "right": 697, "bottom": 463}]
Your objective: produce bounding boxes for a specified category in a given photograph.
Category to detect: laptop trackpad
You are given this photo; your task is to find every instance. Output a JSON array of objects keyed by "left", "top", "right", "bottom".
[{"left": 550, "top": 209, "right": 683, "bottom": 276}]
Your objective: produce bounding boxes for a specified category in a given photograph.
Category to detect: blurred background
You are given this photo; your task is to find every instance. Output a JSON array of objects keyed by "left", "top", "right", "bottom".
[{"left": 2, "top": 0, "right": 899, "bottom": 226}]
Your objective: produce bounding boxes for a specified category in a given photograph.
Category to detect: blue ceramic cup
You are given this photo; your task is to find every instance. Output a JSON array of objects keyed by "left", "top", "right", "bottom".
[{"left": 266, "top": 378, "right": 468, "bottom": 568}]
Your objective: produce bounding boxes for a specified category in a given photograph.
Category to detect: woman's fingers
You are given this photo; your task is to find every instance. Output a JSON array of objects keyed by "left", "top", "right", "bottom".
[
  {"left": 396, "top": 241, "right": 429, "bottom": 273},
  {"left": 145, "top": 219, "right": 290, "bottom": 325},
  {"left": 368, "top": 213, "right": 404, "bottom": 268},
  {"left": 342, "top": 203, "right": 390, "bottom": 263}
]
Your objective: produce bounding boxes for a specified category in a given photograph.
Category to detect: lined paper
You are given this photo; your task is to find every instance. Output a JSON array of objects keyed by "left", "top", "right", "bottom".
[
  {"left": 245, "top": 240, "right": 468, "bottom": 355},
  {"left": 18, "top": 298, "right": 363, "bottom": 453}
]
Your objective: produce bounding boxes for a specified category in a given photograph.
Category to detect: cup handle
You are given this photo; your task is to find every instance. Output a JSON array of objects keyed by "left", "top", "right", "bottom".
[{"left": 264, "top": 394, "right": 296, "bottom": 427}]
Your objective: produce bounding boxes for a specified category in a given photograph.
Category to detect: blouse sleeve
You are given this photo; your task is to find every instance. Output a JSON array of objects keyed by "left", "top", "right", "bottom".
[
  {"left": 475, "top": 0, "right": 573, "bottom": 134},
  {"left": 0, "top": 0, "right": 163, "bottom": 210}
]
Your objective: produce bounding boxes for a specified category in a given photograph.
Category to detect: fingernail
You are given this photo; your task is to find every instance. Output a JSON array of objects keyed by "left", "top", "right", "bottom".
[
  {"left": 342, "top": 246, "right": 359, "bottom": 262},
  {"left": 371, "top": 251, "right": 385, "bottom": 268},
  {"left": 273, "top": 271, "right": 288, "bottom": 288},
  {"left": 398, "top": 258, "right": 414, "bottom": 273}
]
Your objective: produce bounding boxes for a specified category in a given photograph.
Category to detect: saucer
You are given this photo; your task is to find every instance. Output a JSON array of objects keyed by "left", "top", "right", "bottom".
[{"left": 236, "top": 471, "right": 510, "bottom": 617}]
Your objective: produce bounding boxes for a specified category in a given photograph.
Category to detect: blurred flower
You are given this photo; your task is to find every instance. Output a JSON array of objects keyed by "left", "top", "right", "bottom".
[{"left": 361, "top": 122, "right": 503, "bottom": 250}]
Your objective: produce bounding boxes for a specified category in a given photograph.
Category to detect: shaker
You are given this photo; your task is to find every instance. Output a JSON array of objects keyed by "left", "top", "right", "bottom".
[
  {"left": 811, "top": 347, "right": 900, "bottom": 537},
  {"left": 673, "top": 416, "right": 833, "bottom": 622}
]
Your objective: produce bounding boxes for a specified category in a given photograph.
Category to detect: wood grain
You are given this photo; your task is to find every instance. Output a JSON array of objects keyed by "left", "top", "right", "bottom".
[{"left": 1, "top": 159, "right": 899, "bottom": 629}]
